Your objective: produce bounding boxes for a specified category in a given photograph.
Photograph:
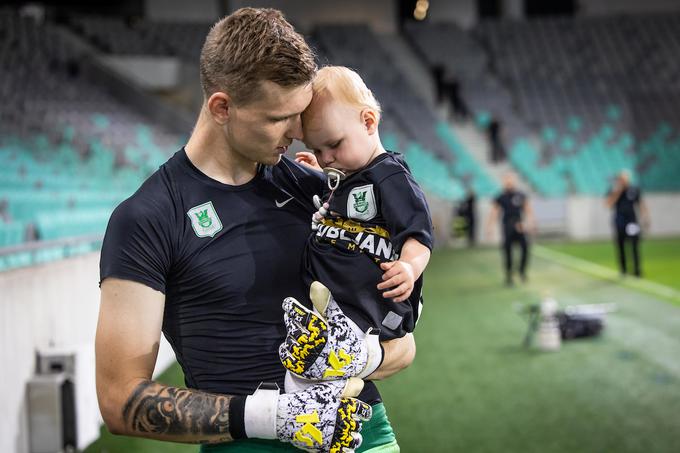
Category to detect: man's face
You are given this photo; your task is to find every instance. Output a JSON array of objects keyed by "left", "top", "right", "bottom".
[
  {"left": 302, "top": 93, "right": 375, "bottom": 175},
  {"left": 224, "top": 81, "right": 313, "bottom": 166},
  {"left": 503, "top": 173, "right": 516, "bottom": 190}
]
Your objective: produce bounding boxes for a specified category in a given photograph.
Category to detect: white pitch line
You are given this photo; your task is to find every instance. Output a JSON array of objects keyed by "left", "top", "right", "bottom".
[{"left": 534, "top": 245, "right": 680, "bottom": 303}]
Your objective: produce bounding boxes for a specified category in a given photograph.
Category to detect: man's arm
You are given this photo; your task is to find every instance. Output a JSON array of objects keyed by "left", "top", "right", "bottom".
[
  {"left": 368, "top": 333, "right": 416, "bottom": 381},
  {"left": 485, "top": 202, "right": 499, "bottom": 239},
  {"left": 99, "top": 278, "right": 371, "bottom": 450},
  {"left": 523, "top": 199, "right": 537, "bottom": 234},
  {"left": 96, "top": 278, "right": 234, "bottom": 443},
  {"left": 605, "top": 183, "right": 623, "bottom": 208}
]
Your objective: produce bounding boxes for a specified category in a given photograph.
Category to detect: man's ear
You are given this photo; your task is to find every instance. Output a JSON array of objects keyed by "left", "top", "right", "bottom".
[
  {"left": 361, "top": 109, "right": 379, "bottom": 135},
  {"left": 207, "top": 92, "right": 231, "bottom": 125}
]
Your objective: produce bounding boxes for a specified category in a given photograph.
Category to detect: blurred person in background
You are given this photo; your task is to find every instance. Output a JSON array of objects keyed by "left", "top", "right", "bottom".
[
  {"left": 457, "top": 188, "right": 476, "bottom": 246},
  {"left": 606, "top": 169, "right": 650, "bottom": 277},
  {"left": 488, "top": 117, "right": 505, "bottom": 163},
  {"left": 486, "top": 172, "right": 535, "bottom": 286}
]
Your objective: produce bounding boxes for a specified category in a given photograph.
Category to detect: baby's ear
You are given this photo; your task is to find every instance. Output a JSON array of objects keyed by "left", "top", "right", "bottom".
[{"left": 361, "top": 108, "right": 380, "bottom": 135}]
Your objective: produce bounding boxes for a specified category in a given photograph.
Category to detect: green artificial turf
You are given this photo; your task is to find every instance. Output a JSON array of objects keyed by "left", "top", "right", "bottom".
[{"left": 86, "top": 246, "right": 680, "bottom": 453}]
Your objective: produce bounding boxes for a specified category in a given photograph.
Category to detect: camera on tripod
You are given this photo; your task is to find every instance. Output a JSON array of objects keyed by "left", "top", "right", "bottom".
[{"left": 517, "top": 297, "right": 616, "bottom": 351}]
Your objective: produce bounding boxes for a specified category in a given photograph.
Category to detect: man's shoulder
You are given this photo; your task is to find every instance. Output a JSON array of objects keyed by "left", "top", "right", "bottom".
[{"left": 112, "top": 153, "right": 182, "bottom": 222}]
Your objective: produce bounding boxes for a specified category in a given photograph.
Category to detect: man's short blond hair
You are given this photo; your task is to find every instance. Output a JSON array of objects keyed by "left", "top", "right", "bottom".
[
  {"left": 200, "top": 8, "right": 317, "bottom": 105},
  {"left": 313, "top": 66, "right": 381, "bottom": 120}
]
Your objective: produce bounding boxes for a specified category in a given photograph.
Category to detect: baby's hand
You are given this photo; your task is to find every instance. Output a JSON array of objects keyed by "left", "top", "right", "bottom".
[
  {"left": 311, "top": 195, "right": 329, "bottom": 230},
  {"left": 295, "top": 151, "right": 322, "bottom": 171},
  {"left": 377, "top": 260, "right": 415, "bottom": 303}
]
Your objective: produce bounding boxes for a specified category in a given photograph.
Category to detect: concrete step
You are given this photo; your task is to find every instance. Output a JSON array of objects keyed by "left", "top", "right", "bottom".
[{"left": 449, "top": 119, "right": 533, "bottom": 194}]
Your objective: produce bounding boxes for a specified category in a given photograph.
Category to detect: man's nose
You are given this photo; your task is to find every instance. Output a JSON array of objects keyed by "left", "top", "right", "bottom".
[{"left": 286, "top": 115, "right": 303, "bottom": 141}]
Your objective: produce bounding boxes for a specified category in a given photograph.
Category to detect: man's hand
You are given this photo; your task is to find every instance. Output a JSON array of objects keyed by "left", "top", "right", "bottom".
[
  {"left": 296, "top": 151, "right": 322, "bottom": 171},
  {"left": 279, "top": 282, "right": 383, "bottom": 382},
  {"left": 377, "top": 260, "right": 415, "bottom": 303},
  {"left": 244, "top": 378, "right": 371, "bottom": 452}
]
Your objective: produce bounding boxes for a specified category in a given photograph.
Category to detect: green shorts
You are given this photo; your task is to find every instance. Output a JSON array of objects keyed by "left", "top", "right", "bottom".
[{"left": 200, "top": 403, "right": 399, "bottom": 453}]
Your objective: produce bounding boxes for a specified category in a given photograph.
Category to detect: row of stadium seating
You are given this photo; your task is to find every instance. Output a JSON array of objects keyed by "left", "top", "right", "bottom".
[
  {"left": 510, "top": 117, "right": 680, "bottom": 195},
  {"left": 61, "top": 14, "right": 500, "bottom": 200},
  {"left": 0, "top": 131, "right": 166, "bottom": 244},
  {"left": 0, "top": 9, "right": 182, "bottom": 271},
  {"left": 405, "top": 14, "right": 680, "bottom": 196},
  {"left": 67, "top": 15, "right": 499, "bottom": 200},
  {"left": 51, "top": 14, "right": 501, "bottom": 200},
  {"left": 66, "top": 14, "right": 211, "bottom": 60}
]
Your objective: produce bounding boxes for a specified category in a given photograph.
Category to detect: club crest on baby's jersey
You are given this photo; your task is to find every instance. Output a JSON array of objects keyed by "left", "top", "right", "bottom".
[
  {"left": 347, "top": 184, "right": 377, "bottom": 221},
  {"left": 187, "top": 201, "right": 223, "bottom": 238}
]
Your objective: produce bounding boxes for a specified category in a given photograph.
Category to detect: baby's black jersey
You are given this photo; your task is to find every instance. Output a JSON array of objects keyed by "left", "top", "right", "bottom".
[
  {"left": 303, "top": 152, "right": 434, "bottom": 340},
  {"left": 99, "top": 149, "right": 381, "bottom": 403}
]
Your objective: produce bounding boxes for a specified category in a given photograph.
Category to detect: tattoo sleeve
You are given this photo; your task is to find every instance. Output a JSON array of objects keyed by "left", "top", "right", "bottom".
[{"left": 122, "top": 380, "right": 234, "bottom": 444}]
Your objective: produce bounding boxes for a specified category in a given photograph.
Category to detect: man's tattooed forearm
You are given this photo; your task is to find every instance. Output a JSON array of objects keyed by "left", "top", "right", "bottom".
[{"left": 122, "top": 380, "right": 233, "bottom": 443}]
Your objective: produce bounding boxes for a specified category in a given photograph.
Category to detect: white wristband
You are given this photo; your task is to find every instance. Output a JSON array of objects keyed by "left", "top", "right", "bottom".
[
  {"left": 344, "top": 317, "right": 384, "bottom": 379},
  {"left": 358, "top": 330, "right": 383, "bottom": 379},
  {"left": 244, "top": 386, "right": 279, "bottom": 439}
]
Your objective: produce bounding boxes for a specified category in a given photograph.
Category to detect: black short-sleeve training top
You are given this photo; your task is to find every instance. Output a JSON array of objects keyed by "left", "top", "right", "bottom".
[{"left": 101, "top": 149, "right": 330, "bottom": 396}]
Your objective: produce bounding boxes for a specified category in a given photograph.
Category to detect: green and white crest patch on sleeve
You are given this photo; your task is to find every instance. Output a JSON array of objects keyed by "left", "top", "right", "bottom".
[
  {"left": 187, "top": 201, "right": 223, "bottom": 238},
  {"left": 347, "top": 184, "right": 377, "bottom": 221}
]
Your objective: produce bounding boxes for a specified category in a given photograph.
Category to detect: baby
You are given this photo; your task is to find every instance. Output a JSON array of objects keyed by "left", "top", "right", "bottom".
[{"left": 297, "top": 66, "right": 433, "bottom": 342}]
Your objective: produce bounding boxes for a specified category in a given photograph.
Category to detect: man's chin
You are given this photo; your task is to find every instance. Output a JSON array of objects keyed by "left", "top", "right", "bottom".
[{"left": 260, "top": 154, "right": 282, "bottom": 166}]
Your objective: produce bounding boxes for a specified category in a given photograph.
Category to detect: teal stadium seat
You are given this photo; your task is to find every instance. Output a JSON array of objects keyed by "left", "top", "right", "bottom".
[{"left": 435, "top": 122, "right": 499, "bottom": 196}]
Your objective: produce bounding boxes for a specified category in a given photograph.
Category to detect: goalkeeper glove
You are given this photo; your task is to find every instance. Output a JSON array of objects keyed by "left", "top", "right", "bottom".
[
  {"left": 279, "top": 281, "right": 383, "bottom": 383},
  {"left": 233, "top": 377, "right": 371, "bottom": 452}
]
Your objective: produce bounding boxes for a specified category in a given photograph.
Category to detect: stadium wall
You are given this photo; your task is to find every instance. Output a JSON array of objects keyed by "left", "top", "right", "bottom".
[
  {"left": 0, "top": 253, "right": 175, "bottom": 453},
  {"left": 474, "top": 193, "right": 680, "bottom": 244},
  {"left": 566, "top": 193, "right": 680, "bottom": 240}
]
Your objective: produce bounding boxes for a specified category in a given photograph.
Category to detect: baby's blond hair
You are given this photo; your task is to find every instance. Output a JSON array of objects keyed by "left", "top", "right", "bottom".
[{"left": 312, "top": 66, "right": 381, "bottom": 120}]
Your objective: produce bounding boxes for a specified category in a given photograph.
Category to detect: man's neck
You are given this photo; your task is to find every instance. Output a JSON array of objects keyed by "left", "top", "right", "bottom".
[{"left": 185, "top": 111, "right": 259, "bottom": 186}]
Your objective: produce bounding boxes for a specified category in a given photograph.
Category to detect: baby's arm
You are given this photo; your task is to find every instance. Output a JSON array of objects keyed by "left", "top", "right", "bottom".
[
  {"left": 295, "top": 151, "right": 322, "bottom": 171},
  {"left": 377, "top": 237, "right": 431, "bottom": 303}
]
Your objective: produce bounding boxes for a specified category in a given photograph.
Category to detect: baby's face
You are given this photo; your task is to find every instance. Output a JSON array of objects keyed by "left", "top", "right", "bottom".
[{"left": 302, "top": 93, "right": 375, "bottom": 174}]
